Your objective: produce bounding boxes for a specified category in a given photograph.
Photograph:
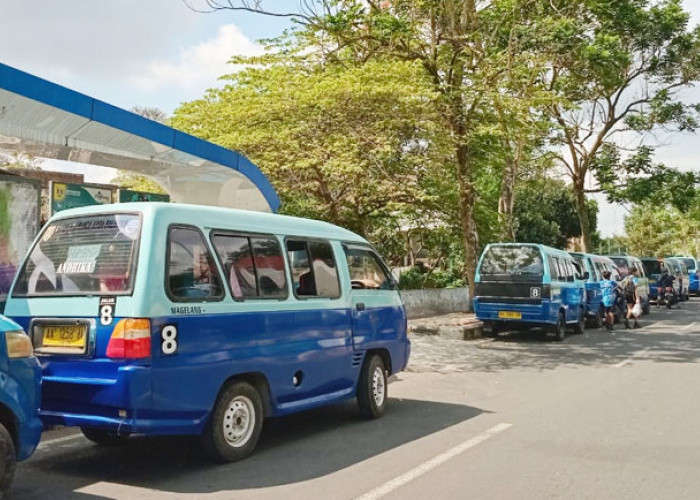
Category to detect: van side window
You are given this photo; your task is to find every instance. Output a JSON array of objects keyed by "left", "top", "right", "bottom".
[
  {"left": 286, "top": 239, "right": 341, "bottom": 299},
  {"left": 251, "top": 237, "right": 288, "bottom": 298},
  {"left": 211, "top": 234, "right": 288, "bottom": 300},
  {"left": 587, "top": 258, "right": 598, "bottom": 281},
  {"left": 564, "top": 260, "right": 575, "bottom": 282},
  {"left": 556, "top": 258, "right": 567, "bottom": 282},
  {"left": 211, "top": 234, "right": 258, "bottom": 299},
  {"left": 167, "top": 227, "right": 223, "bottom": 301},
  {"left": 549, "top": 256, "right": 559, "bottom": 281},
  {"left": 344, "top": 246, "right": 395, "bottom": 290}
]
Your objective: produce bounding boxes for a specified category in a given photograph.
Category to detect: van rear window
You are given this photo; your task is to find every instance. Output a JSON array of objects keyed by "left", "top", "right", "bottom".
[
  {"left": 642, "top": 260, "right": 662, "bottom": 276},
  {"left": 13, "top": 214, "right": 140, "bottom": 297},
  {"left": 480, "top": 246, "right": 544, "bottom": 277},
  {"left": 680, "top": 258, "right": 695, "bottom": 270}
]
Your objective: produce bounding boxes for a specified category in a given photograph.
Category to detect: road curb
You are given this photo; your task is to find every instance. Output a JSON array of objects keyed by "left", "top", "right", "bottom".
[{"left": 408, "top": 321, "right": 483, "bottom": 340}]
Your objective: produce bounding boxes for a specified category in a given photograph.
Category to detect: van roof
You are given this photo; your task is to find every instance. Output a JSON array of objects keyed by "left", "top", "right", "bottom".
[
  {"left": 48, "top": 202, "right": 368, "bottom": 244},
  {"left": 483, "top": 242, "right": 570, "bottom": 257}
]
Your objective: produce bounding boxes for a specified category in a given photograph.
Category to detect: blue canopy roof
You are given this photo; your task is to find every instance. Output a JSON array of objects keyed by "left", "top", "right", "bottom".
[{"left": 0, "top": 62, "right": 279, "bottom": 212}]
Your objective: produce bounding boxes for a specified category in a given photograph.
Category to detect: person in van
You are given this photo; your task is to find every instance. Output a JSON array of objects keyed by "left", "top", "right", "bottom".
[
  {"left": 600, "top": 270, "right": 619, "bottom": 331},
  {"left": 620, "top": 267, "right": 641, "bottom": 329}
]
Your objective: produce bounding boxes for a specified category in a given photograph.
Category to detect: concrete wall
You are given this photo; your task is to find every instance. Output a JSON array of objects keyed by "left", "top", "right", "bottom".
[{"left": 400, "top": 287, "right": 471, "bottom": 319}]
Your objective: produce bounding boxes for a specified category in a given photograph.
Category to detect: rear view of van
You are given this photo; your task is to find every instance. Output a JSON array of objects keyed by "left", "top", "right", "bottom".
[
  {"left": 4, "top": 203, "right": 410, "bottom": 462},
  {"left": 474, "top": 243, "right": 586, "bottom": 341}
]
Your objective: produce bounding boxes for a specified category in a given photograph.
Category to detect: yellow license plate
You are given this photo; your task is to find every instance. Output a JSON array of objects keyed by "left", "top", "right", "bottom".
[
  {"left": 42, "top": 325, "right": 87, "bottom": 349},
  {"left": 498, "top": 311, "right": 522, "bottom": 320}
]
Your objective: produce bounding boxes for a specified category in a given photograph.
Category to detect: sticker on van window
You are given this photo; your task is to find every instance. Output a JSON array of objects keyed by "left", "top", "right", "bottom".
[
  {"left": 99, "top": 296, "right": 116, "bottom": 326},
  {"left": 56, "top": 244, "right": 102, "bottom": 274}
]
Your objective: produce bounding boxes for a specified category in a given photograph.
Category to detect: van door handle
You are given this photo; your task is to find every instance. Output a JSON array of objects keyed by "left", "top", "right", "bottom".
[{"left": 356, "top": 302, "right": 366, "bottom": 311}]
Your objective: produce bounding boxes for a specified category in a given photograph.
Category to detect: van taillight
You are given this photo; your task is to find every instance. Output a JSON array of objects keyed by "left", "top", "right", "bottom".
[{"left": 106, "top": 319, "right": 151, "bottom": 359}]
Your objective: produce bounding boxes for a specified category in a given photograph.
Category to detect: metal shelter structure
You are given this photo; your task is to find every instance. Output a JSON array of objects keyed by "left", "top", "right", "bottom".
[{"left": 0, "top": 62, "right": 279, "bottom": 212}]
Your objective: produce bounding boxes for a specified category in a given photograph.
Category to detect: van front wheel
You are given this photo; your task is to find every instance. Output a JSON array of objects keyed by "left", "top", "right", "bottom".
[
  {"left": 0, "top": 423, "right": 16, "bottom": 499},
  {"left": 202, "top": 381, "right": 263, "bottom": 463},
  {"left": 357, "top": 354, "right": 387, "bottom": 419}
]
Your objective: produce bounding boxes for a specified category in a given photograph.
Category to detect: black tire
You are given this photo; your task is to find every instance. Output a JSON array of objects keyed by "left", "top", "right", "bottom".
[
  {"left": 0, "top": 423, "right": 16, "bottom": 500},
  {"left": 573, "top": 308, "right": 585, "bottom": 335},
  {"left": 591, "top": 306, "right": 604, "bottom": 329},
  {"left": 550, "top": 312, "right": 566, "bottom": 341},
  {"left": 202, "top": 380, "right": 263, "bottom": 463},
  {"left": 80, "top": 427, "right": 130, "bottom": 446},
  {"left": 357, "top": 354, "right": 387, "bottom": 419}
]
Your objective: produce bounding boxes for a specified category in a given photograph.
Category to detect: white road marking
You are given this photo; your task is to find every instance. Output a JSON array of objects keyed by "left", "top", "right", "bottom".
[
  {"left": 614, "top": 348, "right": 650, "bottom": 368},
  {"left": 680, "top": 322, "right": 697, "bottom": 331},
  {"left": 36, "top": 433, "right": 84, "bottom": 450},
  {"left": 354, "top": 423, "right": 512, "bottom": 500}
]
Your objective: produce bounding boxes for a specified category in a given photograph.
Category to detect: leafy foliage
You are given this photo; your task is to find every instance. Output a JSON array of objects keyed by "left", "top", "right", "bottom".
[
  {"left": 514, "top": 177, "right": 598, "bottom": 248},
  {"left": 171, "top": 59, "right": 451, "bottom": 261}
]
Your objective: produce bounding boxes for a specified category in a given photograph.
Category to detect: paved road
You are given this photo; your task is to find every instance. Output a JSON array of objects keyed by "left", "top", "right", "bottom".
[{"left": 14, "top": 299, "right": 700, "bottom": 499}]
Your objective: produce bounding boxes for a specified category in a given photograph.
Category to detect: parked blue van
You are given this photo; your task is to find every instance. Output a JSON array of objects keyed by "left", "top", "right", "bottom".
[
  {"left": 606, "top": 255, "right": 650, "bottom": 314},
  {"left": 676, "top": 257, "right": 699, "bottom": 296},
  {"left": 474, "top": 243, "right": 586, "bottom": 341},
  {"left": 569, "top": 252, "right": 614, "bottom": 327},
  {"left": 0, "top": 314, "right": 42, "bottom": 497},
  {"left": 4, "top": 203, "right": 409, "bottom": 462}
]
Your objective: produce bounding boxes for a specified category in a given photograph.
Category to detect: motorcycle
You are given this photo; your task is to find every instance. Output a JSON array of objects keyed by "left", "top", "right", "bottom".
[{"left": 658, "top": 286, "right": 678, "bottom": 309}]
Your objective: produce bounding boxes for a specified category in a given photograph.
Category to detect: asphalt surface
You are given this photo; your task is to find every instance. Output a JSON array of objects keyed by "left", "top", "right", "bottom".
[{"left": 13, "top": 298, "right": 700, "bottom": 499}]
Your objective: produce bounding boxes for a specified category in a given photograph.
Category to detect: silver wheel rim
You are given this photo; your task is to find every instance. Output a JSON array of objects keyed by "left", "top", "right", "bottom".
[
  {"left": 222, "top": 395, "right": 255, "bottom": 448},
  {"left": 372, "top": 366, "right": 386, "bottom": 407}
]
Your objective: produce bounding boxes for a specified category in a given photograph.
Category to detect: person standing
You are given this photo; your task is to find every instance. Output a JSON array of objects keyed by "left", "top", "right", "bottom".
[
  {"left": 621, "top": 267, "right": 641, "bottom": 329},
  {"left": 600, "top": 270, "right": 619, "bottom": 331}
]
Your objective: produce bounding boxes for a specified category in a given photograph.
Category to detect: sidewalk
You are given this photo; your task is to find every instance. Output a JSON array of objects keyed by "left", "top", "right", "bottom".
[{"left": 407, "top": 312, "right": 483, "bottom": 340}]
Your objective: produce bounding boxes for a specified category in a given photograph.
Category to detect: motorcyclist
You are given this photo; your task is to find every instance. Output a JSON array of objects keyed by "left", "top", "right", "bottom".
[{"left": 657, "top": 263, "right": 675, "bottom": 305}]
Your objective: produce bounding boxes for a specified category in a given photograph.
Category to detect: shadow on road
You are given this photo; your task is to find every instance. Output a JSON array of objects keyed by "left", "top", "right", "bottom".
[
  {"left": 409, "top": 299, "right": 700, "bottom": 373},
  {"left": 14, "top": 397, "right": 483, "bottom": 499}
]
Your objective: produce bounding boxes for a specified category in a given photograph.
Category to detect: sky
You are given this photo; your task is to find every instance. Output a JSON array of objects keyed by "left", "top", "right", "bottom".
[{"left": 0, "top": 0, "right": 699, "bottom": 238}]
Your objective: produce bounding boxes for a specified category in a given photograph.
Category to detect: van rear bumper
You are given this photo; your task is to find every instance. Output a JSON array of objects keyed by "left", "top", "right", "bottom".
[
  {"left": 39, "top": 410, "right": 205, "bottom": 435},
  {"left": 474, "top": 300, "right": 556, "bottom": 324}
]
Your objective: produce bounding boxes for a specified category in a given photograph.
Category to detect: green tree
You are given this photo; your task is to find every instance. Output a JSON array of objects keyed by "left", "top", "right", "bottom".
[
  {"left": 171, "top": 60, "right": 451, "bottom": 260},
  {"left": 540, "top": 0, "right": 700, "bottom": 251},
  {"left": 185, "top": 0, "right": 553, "bottom": 295},
  {"left": 624, "top": 196, "right": 700, "bottom": 257},
  {"left": 514, "top": 177, "right": 597, "bottom": 248}
]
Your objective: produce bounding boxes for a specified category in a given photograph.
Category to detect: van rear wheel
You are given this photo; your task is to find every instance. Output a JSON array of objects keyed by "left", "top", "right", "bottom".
[
  {"left": 550, "top": 312, "right": 566, "bottom": 341},
  {"left": 202, "top": 380, "right": 263, "bottom": 463},
  {"left": 357, "top": 354, "right": 387, "bottom": 419},
  {"left": 0, "top": 423, "right": 16, "bottom": 499},
  {"left": 573, "top": 308, "right": 585, "bottom": 335},
  {"left": 81, "top": 427, "right": 130, "bottom": 446}
]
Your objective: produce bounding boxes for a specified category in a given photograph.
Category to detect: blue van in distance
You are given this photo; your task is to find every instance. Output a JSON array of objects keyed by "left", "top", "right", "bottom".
[
  {"left": 0, "top": 314, "right": 42, "bottom": 497},
  {"left": 5, "top": 203, "right": 409, "bottom": 462},
  {"left": 474, "top": 243, "right": 586, "bottom": 341}
]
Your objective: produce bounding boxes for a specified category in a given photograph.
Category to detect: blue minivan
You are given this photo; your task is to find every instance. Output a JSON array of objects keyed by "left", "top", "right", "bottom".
[
  {"left": 677, "top": 257, "right": 699, "bottom": 296},
  {"left": 0, "top": 314, "right": 42, "bottom": 497},
  {"left": 4, "top": 203, "right": 409, "bottom": 462},
  {"left": 474, "top": 243, "right": 586, "bottom": 341},
  {"left": 569, "top": 252, "right": 609, "bottom": 327}
]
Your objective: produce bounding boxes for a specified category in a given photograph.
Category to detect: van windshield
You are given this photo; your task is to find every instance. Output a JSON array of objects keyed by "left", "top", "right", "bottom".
[
  {"left": 479, "top": 246, "right": 544, "bottom": 278},
  {"left": 680, "top": 258, "right": 695, "bottom": 270},
  {"left": 13, "top": 214, "right": 141, "bottom": 297},
  {"left": 642, "top": 260, "right": 662, "bottom": 276}
]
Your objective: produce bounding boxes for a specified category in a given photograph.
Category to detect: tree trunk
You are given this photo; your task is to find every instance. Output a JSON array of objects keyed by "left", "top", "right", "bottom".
[
  {"left": 573, "top": 177, "right": 592, "bottom": 252},
  {"left": 456, "top": 142, "right": 479, "bottom": 301},
  {"left": 498, "top": 156, "right": 517, "bottom": 241}
]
